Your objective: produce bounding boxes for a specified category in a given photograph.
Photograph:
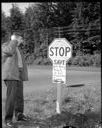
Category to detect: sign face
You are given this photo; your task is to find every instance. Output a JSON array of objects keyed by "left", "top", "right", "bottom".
[
  {"left": 48, "top": 38, "right": 72, "bottom": 62},
  {"left": 53, "top": 62, "right": 66, "bottom": 84},
  {"left": 48, "top": 38, "right": 72, "bottom": 84}
]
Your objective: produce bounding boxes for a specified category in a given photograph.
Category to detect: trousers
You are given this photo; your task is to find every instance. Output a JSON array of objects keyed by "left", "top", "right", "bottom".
[{"left": 4, "top": 80, "right": 24, "bottom": 122}]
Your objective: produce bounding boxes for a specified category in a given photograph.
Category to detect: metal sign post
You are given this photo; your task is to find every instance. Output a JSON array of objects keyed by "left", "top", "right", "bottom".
[
  {"left": 48, "top": 38, "right": 72, "bottom": 114},
  {"left": 56, "top": 82, "right": 62, "bottom": 114}
]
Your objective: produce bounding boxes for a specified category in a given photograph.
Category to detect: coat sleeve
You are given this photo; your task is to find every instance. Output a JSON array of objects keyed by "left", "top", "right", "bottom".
[{"left": 2, "top": 40, "right": 18, "bottom": 56}]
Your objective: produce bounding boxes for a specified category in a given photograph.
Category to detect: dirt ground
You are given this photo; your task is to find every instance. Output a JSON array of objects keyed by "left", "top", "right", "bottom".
[{"left": 2, "top": 66, "right": 101, "bottom": 128}]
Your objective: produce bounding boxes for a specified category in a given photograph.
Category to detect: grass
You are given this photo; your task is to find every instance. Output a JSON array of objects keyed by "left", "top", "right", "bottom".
[{"left": 2, "top": 66, "right": 101, "bottom": 128}]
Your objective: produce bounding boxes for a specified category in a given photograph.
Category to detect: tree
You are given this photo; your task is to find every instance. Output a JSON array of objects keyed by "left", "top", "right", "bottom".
[
  {"left": 9, "top": 3, "right": 25, "bottom": 35},
  {"left": 23, "top": 3, "right": 56, "bottom": 54},
  {"left": 1, "top": 12, "right": 10, "bottom": 43},
  {"left": 71, "top": 2, "right": 101, "bottom": 55}
]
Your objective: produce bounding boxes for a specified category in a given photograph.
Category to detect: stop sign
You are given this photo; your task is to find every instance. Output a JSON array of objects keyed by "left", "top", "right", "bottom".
[
  {"left": 48, "top": 38, "right": 72, "bottom": 61},
  {"left": 48, "top": 38, "right": 72, "bottom": 114}
]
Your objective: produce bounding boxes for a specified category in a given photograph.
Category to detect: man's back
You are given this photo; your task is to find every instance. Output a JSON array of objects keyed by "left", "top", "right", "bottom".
[{"left": 2, "top": 40, "right": 28, "bottom": 81}]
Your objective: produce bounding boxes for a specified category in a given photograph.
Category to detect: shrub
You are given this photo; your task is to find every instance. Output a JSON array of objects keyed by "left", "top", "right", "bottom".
[
  {"left": 67, "top": 54, "right": 101, "bottom": 67},
  {"left": 41, "top": 58, "right": 52, "bottom": 65},
  {"left": 91, "top": 54, "right": 101, "bottom": 67},
  {"left": 25, "top": 52, "right": 101, "bottom": 67},
  {"left": 25, "top": 54, "right": 35, "bottom": 65},
  {"left": 33, "top": 56, "right": 43, "bottom": 65},
  {"left": 79, "top": 54, "right": 93, "bottom": 66}
]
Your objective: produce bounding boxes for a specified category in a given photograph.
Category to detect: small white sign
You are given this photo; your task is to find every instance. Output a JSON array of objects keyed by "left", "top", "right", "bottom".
[{"left": 53, "top": 60, "right": 66, "bottom": 84}]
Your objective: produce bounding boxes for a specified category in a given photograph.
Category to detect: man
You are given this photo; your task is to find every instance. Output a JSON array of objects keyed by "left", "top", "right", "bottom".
[{"left": 2, "top": 33, "right": 29, "bottom": 127}]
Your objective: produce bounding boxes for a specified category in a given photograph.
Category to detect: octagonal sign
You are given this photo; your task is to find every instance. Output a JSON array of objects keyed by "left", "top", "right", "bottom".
[{"left": 48, "top": 38, "right": 72, "bottom": 62}]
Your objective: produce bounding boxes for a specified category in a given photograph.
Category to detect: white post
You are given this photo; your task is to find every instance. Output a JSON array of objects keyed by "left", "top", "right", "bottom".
[{"left": 56, "top": 82, "right": 62, "bottom": 114}]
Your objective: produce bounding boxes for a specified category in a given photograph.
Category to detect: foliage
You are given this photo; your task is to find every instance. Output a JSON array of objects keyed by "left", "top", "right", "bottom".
[
  {"left": 1, "top": 2, "right": 101, "bottom": 66},
  {"left": 1, "top": 12, "right": 10, "bottom": 43},
  {"left": 67, "top": 53, "right": 101, "bottom": 67},
  {"left": 7, "top": 4, "right": 25, "bottom": 35},
  {"left": 25, "top": 52, "right": 101, "bottom": 67}
]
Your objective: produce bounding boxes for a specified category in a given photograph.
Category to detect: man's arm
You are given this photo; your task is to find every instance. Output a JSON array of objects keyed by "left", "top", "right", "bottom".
[{"left": 2, "top": 40, "right": 18, "bottom": 56}]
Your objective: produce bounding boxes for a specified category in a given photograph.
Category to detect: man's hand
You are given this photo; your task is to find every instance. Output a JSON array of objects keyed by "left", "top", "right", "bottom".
[
  {"left": 17, "top": 36, "right": 23, "bottom": 46},
  {"left": 11, "top": 34, "right": 23, "bottom": 46}
]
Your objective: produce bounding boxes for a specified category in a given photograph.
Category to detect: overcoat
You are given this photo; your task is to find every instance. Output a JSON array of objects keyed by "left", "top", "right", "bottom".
[{"left": 2, "top": 40, "right": 28, "bottom": 81}]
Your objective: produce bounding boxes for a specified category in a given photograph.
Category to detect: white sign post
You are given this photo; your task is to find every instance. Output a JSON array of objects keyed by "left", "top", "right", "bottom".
[{"left": 48, "top": 38, "right": 72, "bottom": 114}]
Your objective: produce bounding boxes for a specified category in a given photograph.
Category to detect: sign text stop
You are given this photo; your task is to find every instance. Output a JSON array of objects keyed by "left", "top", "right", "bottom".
[{"left": 48, "top": 38, "right": 72, "bottom": 61}]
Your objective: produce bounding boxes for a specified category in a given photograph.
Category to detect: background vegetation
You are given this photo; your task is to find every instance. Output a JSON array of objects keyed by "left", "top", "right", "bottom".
[{"left": 1, "top": 2, "right": 101, "bottom": 66}]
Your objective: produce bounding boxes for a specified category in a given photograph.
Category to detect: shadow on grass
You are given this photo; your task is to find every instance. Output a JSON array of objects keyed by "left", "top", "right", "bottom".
[{"left": 68, "top": 84, "right": 85, "bottom": 88}]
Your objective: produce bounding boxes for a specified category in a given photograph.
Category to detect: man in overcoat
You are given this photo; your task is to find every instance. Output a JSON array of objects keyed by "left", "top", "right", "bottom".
[{"left": 2, "top": 33, "right": 29, "bottom": 127}]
